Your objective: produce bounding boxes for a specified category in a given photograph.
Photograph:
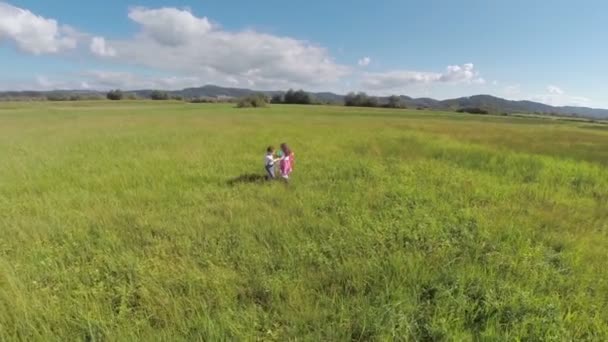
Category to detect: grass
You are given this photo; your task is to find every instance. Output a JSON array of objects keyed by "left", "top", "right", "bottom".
[{"left": 1, "top": 101, "right": 607, "bottom": 340}]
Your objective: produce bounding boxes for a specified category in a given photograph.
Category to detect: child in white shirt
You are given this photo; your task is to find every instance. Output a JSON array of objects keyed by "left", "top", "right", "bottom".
[{"left": 264, "top": 146, "right": 278, "bottom": 179}]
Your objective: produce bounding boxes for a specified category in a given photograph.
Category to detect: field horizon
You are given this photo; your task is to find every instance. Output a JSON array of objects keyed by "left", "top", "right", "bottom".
[{"left": 1, "top": 101, "right": 607, "bottom": 340}]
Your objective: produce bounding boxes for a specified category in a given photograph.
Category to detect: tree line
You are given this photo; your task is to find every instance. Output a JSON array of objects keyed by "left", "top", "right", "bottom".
[
  {"left": 16, "top": 87, "right": 409, "bottom": 109},
  {"left": 0, "top": 89, "right": 513, "bottom": 116},
  {"left": 23, "top": 88, "right": 408, "bottom": 110},
  {"left": 106, "top": 90, "right": 177, "bottom": 101}
]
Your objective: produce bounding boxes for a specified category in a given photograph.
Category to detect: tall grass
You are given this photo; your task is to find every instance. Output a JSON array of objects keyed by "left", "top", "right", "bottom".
[{"left": 1, "top": 102, "right": 607, "bottom": 340}]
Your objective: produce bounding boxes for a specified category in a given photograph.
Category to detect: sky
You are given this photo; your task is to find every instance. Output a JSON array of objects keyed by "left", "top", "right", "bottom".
[{"left": 1, "top": 0, "right": 607, "bottom": 107}]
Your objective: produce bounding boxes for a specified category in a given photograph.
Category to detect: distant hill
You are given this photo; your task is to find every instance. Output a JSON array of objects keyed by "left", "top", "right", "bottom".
[
  {"left": 1, "top": 86, "right": 607, "bottom": 119},
  {"left": 437, "top": 95, "right": 608, "bottom": 119}
]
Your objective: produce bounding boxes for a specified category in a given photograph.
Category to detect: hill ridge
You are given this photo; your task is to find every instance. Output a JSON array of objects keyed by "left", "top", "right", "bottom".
[{"left": 1, "top": 85, "right": 606, "bottom": 118}]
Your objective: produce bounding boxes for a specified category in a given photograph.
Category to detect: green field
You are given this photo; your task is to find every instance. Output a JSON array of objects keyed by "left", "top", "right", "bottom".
[{"left": 1, "top": 101, "right": 607, "bottom": 340}]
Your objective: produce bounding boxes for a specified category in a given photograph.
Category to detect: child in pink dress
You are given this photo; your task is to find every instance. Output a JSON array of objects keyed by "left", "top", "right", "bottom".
[{"left": 279, "top": 143, "right": 295, "bottom": 180}]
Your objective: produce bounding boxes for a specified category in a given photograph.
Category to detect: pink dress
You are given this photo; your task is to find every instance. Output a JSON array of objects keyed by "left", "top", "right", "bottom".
[{"left": 279, "top": 152, "right": 294, "bottom": 178}]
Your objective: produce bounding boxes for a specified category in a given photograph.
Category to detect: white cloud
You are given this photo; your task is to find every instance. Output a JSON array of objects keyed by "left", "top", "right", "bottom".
[
  {"left": 532, "top": 94, "right": 590, "bottom": 107},
  {"left": 226, "top": 76, "right": 239, "bottom": 85},
  {"left": 473, "top": 77, "right": 486, "bottom": 85},
  {"left": 0, "top": 2, "right": 77, "bottom": 54},
  {"left": 2, "top": 74, "right": 75, "bottom": 90},
  {"left": 90, "top": 7, "right": 349, "bottom": 89},
  {"left": 532, "top": 86, "right": 590, "bottom": 107},
  {"left": 361, "top": 63, "right": 484, "bottom": 91},
  {"left": 499, "top": 84, "right": 591, "bottom": 107},
  {"left": 362, "top": 71, "right": 439, "bottom": 89},
  {"left": 0, "top": 5, "right": 500, "bottom": 94},
  {"left": 0, "top": 71, "right": 208, "bottom": 92},
  {"left": 35, "top": 75, "right": 53, "bottom": 88},
  {"left": 358, "top": 57, "right": 371, "bottom": 67},
  {"left": 127, "top": 7, "right": 213, "bottom": 46},
  {"left": 81, "top": 70, "right": 206, "bottom": 90},
  {"left": 3, "top": 3, "right": 598, "bottom": 108},
  {"left": 0, "top": 5, "right": 349, "bottom": 90},
  {"left": 90, "top": 37, "right": 116, "bottom": 57},
  {"left": 547, "top": 85, "right": 564, "bottom": 95},
  {"left": 440, "top": 63, "right": 479, "bottom": 82}
]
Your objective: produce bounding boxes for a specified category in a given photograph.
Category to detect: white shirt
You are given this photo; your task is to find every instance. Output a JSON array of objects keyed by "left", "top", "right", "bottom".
[{"left": 265, "top": 153, "right": 275, "bottom": 167}]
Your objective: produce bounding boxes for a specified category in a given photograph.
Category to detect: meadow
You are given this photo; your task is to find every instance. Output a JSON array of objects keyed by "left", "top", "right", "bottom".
[{"left": 0, "top": 101, "right": 607, "bottom": 341}]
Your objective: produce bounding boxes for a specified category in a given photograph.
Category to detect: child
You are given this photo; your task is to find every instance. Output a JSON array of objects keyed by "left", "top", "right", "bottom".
[
  {"left": 264, "top": 146, "right": 278, "bottom": 179},
  {"left": 279, "top": 143, "right": 295, "bottom": 180}
]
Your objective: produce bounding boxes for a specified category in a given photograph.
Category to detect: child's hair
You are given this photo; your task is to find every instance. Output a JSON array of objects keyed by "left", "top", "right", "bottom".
[
  {"left": 280, "top": 143, "right": 292, "bottom": 156},
  {"left": 267, "top": 146, "right": 274, "bottom": 153}
]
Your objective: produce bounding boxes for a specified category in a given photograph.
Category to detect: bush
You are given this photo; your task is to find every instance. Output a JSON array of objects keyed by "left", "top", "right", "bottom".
[
  {"left": 107, "top": 90, "right": 123, "bottom": 101},
  {"left": 457, "top": 107, "right": 489, "bottom": 115},
  {"left": 189, "top": 97, "right": 219, "bottom": 103},
  {"left": 46, "top": 93, "right": 70, "bottom": 101},
  {"left": 150, "top": 90, "right": 170, "bottom": 100},
  {"left": 188, "top": 96, "right": 236, "bottom": 104},
  {"left": 284, "top": 89, "right": 313, "bottom": 104},
  {"left": 46, "top": 93, "right": 105, "bottom": 101},
  {"left": 237, "top": 94, "right": 268, "bottom": 108},
  {"left": 344, "top": 92, "right": 379, "bottom": 107},
  {"left": 385, "top": 95, "right": 406, "bottom": 108},
  {"left": 271, "top": 94, "right": 284, "bottom": 104}
]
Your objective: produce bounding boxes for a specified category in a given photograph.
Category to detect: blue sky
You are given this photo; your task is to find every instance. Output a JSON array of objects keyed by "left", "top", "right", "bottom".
[{"left": 1, "top": 0, "right": 607, "bottom": 107}]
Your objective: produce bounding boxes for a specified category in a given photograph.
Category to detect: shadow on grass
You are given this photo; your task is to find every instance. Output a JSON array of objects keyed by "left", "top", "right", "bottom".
[{"left": 227, "top": 173, "right": 269, "bottom": 186}]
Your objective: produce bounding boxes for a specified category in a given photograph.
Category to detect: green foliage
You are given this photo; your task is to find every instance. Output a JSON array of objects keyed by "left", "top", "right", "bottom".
[
  {"left": 284, "top": 89, "right": 313, "bottom": 104},
  {"left": 237, "top": 94, "right": 268, "bottom": 108},
  {"left": 457, "top": 107, "right": 490, "bottom": 115},
  {"left": 107, "top": 89, "right": 124, "bottom": 101},
  {"left": 345, "top": 92, "right": 379, "bottom": 107},
  {"left": 189, "top": 97, "right": 218, "bottom": 103},
  {"left": 45, "top": 93, "right": 71, "bottom": 101},
  {"left": 150, "top": 90, "right": 170, "bottom": 100},
  {"left": 47, "top": 93, "right": 105, "bottom": 101},
  {"left": 271, "top": 94, "right": 284, "bottom": 104},
  {"left": 386, "top": 95, "right": 406, "bottom": 108},
  {"left": 1, "top": 102, "right": 607, "bottom": 340}
]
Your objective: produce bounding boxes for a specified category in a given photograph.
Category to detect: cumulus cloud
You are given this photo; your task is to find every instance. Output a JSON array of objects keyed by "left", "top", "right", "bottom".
[
  {"left": 0, "top": 2, "right": 77, "bottom": 54},
  {"left": 532, "top": 94, "right": 590, "bottom": 107},
  {"left": 35, "top": 75, "right": 53, "bottom": 88},
  {"left": 81, "top": 70, "right": 205, "bottom": 90},
  {"left": 0, "top": 74, "right": 74, "bottom": 91},
  {"left": 499, "top": 84, "right": 591, "bottom": 107},
  {"left": 358, "top": 57, "right": 371, "bottom": 67},
  {"left": 2, "top": 71, "right": 209, "bottom": 91},
  {"left": 0, "top": 4, "right": 348, "bottom": 89},
  {"left": 547, "top": 85, "right": 564, "bottom": 95},
  {"left": 362, "top": 71, "right": 439, "bottom": 89},
  {"left": 86, "top": 7, "right": 349, "bottom": 88},
  {"left": 0, "top": 4, "right": 519, "bottom": 99},
  {"left": 440, "top": 63, "right": 483, "bottom": 83},
  {"left": 532, "top": 85, "right": 590, "bottom": 107},
  {"left": 90, "top": 37, "right": 116, "bottom": 57},
  {"left": 361, "top": 63, "right": 484, "bottom": 90},
  {"left": 127, "top": 7, "right": 213, "bottom": 46}
]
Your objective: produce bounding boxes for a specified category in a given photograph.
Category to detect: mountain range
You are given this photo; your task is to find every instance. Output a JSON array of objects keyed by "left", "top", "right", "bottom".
[{"left": 1, "top": 85, "right": 607, "bottom": 119}]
